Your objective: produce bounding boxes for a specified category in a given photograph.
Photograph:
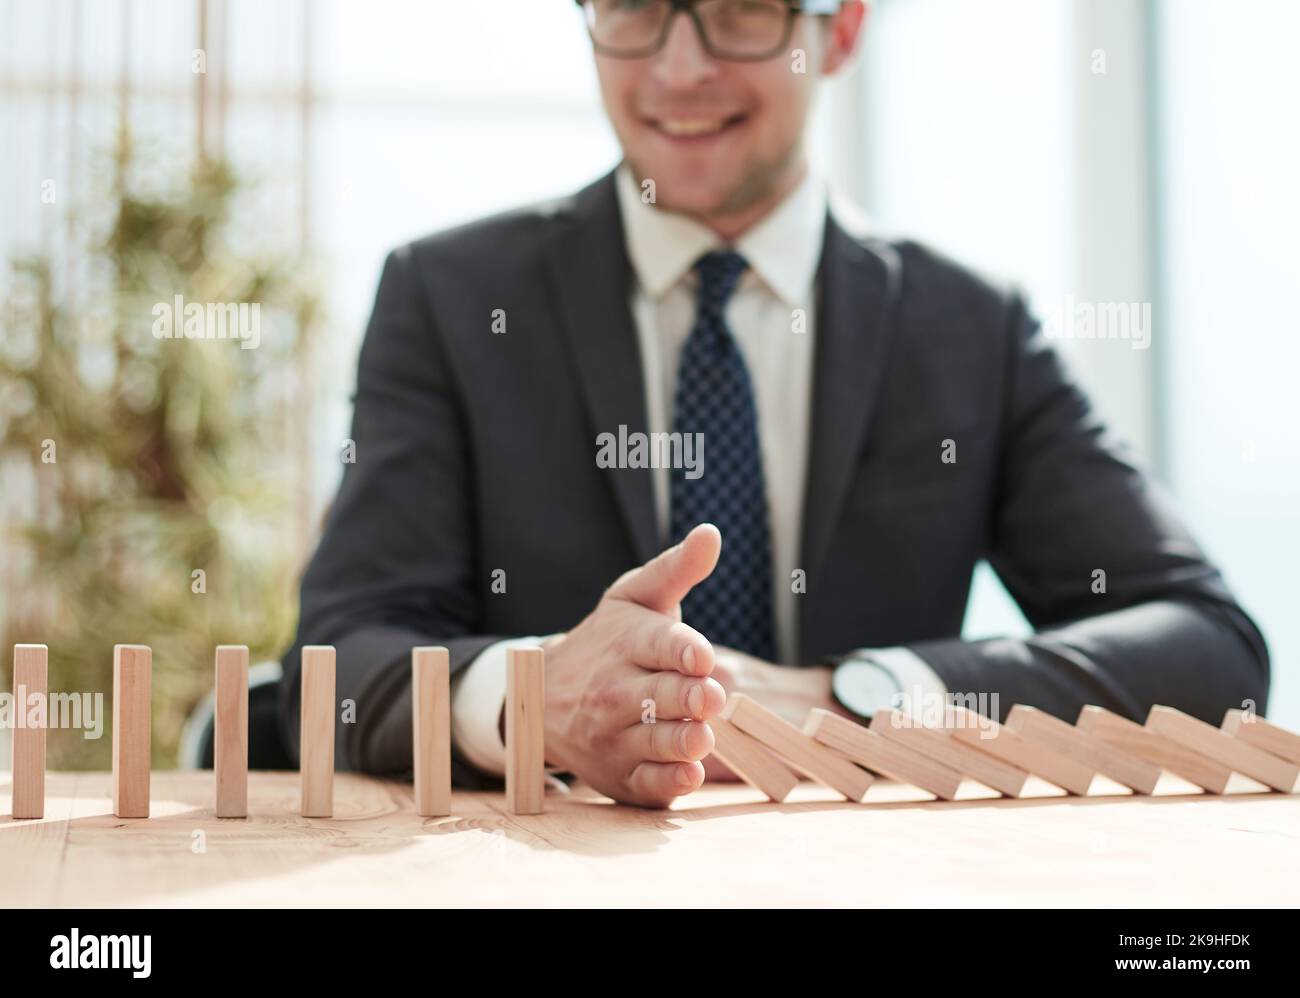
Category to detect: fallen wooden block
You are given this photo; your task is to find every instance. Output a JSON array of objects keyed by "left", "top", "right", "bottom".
[
  {"left": 112, "top": 644, "right": 152, "bottom": 819},
  {"left": 1005, "top": 704, "right": 1175, "bottom": 795},
  {"left": 707, "top": 716, "right": 799, "bottom": 802},
  {"left": 11, "top": 644, "right": 48, "bottom": 819},
  {"left": 1077, "top": 705, "right": 1265, "bottom": 795},
  {"left": 1222, "top": 709, "right": 1300, "bottom": 765},
  {"left": 1147, "top": 705, "right": 1299, "bottom": 793},
  {"left": 506, "top": 646, "right": 545, "bottom": 815},
  {"left": 943, "top": 704, "right": 1130, "bottom": 796},
  {"left": 870, "top": 706, "right": 1065, "bottom": 798},
  {"left": 214, "top": 645, "right": 249, "bottom": 818},
  {"left": 806, "top": 708, "right": 993, "bottom": 801},
  {"left": 721, "top": 695, "right": 873, "bottom": 802},
  {"left": 412, "top": 646, "right": 451, "bottom": 817},
  {"left": 300, "top": 645, "right": 336, "bottom": 817}
]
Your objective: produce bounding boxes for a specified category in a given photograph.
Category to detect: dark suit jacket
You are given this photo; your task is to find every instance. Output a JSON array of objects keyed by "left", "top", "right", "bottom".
[{"left": 278, "top": 169, "right": 1269, "bottom": 787}]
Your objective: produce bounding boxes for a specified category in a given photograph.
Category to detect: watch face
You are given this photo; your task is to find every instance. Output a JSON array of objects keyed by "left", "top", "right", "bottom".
[{"left": 833, "top": 661, "right": 901, "bottom": 718}]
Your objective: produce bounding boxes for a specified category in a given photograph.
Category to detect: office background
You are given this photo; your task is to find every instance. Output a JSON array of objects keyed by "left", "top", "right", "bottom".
[{"left": 2, "top": 0, "right": 1296, "bottom": 770}]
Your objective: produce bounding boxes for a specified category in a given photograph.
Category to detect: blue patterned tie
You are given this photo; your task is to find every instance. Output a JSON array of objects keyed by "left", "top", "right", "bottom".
[{"left": 669, "top": 251, "right": 775, "bottom": 661}]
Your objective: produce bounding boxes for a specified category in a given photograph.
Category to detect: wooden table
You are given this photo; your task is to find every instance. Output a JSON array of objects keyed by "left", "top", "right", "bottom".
[{"left": 3, "top": 772, "right": 1298, "bottom": 907}]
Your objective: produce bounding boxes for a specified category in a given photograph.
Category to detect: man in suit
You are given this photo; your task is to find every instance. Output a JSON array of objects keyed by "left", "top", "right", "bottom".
[{"left": 279, "top": 0, "right": 1268, "bottom": 807}]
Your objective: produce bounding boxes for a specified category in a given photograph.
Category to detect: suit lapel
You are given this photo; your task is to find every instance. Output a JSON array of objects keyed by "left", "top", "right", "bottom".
[
  {"left": 544, "top": 171, "right": 660, "bottom": 565},
  {"left": 542, "top": 179, "right": 904, "bottom": 625},
  {"left": 798, "top": 218, "right": 902, "bottom": 659}
]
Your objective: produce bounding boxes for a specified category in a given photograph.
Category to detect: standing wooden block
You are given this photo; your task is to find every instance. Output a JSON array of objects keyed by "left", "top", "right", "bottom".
[
  {"left": 943, "top": 704, "right": 1129, "bottom": 796},
  {"left": 214, "top": 645, "right": 249, "bottom": 818},
  {"left": 112, "top": 644, "right": 152, "bottom": 818},
  {"left": 707, "top": 716, "right": 799, "bottom": 803},
  {"left": 506, "top": 647, "right": 545, "bottom": 815},
  {"left": 300, "top": 646, "right": 336, "bottom": 817},
  {"left": 805, "top": 709, "right": 986, "bottom": 801},
  {"left": 1147, "top": 705, "right": 1300, "bottom": 793},
  {"left": 1005, "top": 704, "right": 1172, "bottom": 794},
  {"left": 1077, "top": 705, "right": 1265, "bottom": 795},
  {"left": 1222, "top": 709, "right": 1300, "bottom": 765},
  {"left": 412, "top": 646, "right": 451, "bottom": 817},
  {"left": 11, "top": 644, "right": 48, "bottom": 819},
  {"left": 721, "top": 695, "right": 874, "bottom": 802},
  {"left": 871, "top": 707, "right": 1065, "bottom": 798}
]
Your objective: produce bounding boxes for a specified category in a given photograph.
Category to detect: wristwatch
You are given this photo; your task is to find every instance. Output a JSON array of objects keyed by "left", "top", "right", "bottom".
[{"left": 830, "top": 655, "right": 904, "bottom": 722}]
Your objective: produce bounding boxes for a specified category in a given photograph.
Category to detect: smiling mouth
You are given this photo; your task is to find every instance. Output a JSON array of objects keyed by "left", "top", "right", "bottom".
[{"left": 645, "top": 113, "right": 748, "bottom": 139}]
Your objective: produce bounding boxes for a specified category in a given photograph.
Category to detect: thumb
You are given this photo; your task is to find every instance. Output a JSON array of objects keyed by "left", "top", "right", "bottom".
[{"left": 608, "top": 523, "right": 721, "bottom": 615}]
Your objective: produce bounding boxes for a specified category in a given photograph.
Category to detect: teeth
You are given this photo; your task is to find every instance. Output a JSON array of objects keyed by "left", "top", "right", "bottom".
[{"left": 659, "top": 118, "right": 729, "bottom": 137}]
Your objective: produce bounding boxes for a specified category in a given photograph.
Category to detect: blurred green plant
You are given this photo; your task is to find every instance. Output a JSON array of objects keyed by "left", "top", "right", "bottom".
[{"left": 0, "top": 131, "right": 320, "bottom": 769}]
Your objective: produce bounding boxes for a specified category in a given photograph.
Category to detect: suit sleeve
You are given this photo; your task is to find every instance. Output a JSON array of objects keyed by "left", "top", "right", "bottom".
[
  {"left": 905, "top": 293, "right": 1270, "bottom": 725},
  {"left": 278, "top": 246, "right": 505, "bottom": 787}
]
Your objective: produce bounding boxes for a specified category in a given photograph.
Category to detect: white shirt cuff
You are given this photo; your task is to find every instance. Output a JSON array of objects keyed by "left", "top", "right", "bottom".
[
  {"left": 852, "top": 646, "right": 949, "bottom": 709},
  {"left": 450, "top": 636, "right": 547, "bottom": 776}
]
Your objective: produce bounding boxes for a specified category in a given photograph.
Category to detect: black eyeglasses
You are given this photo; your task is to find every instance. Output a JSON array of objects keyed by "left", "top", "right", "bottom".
[{"left": 576, "top": 0, "right": 842, "bottom": 62}]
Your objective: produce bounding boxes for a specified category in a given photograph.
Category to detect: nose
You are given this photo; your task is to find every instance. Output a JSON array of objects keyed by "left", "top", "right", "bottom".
[{"left": 649, "top": 9, "right": 719, "bottom": 89}]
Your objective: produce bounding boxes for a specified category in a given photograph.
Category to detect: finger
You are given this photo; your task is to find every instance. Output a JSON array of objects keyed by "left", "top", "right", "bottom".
[
  {"left": 621, "top": 718, "right": 716, "bottom": 763},
  {"left": 625, "top": 760, "right": 706, "bottom": 808},
  {"left": 607, "top": 523, "right": 721, "bottom": 615},
  {"left": 630, "top": 671, "right": 727, "bottom": 723},
  {"left": 622, "top": 612, "right": 715, "bottom": 676}
]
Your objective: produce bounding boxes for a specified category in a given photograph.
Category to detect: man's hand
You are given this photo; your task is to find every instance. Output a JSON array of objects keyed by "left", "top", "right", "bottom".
[
  {"left": 701, "top": 646, "right": 851, "bottom": 782},
  {"left": 710, "top": 646, "right": 846, "bottom": 726},
  {"left": 541, "top": 524, "right": 729, "bottom": 808}
]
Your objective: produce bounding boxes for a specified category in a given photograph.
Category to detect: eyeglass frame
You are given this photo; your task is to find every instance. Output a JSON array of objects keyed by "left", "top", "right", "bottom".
[{"left": 575, "top": 0, "right": 844, "bottom": 63}]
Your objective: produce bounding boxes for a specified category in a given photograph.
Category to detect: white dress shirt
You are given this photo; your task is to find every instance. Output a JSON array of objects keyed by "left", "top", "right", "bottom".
[{"left": 448, "top": 165, "right": 945, "bottom": 775}]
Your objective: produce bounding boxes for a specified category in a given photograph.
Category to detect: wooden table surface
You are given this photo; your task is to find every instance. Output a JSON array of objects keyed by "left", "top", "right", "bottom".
[{"left": 3, "top": 771, "right": 1298, "bottom": 907}]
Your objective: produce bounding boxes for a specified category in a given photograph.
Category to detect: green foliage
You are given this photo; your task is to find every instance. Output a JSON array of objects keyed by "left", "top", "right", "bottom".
[{"left": 0, "top": 132, "right": 319, "bottom": 769}]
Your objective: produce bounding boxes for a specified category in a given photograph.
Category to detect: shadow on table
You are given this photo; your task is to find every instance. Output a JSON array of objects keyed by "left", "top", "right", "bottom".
[
  {"left": 2, "top": 773, "right": 768, "bottom": 897},
  {"left": 2, "top": 774, "right": 1288, "bottom": 904}
]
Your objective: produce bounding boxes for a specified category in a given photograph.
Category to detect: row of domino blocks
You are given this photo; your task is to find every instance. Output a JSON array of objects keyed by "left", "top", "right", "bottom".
[
  {"left": 6, "top": 643, "right": 548, "bottom": 820},
  {"left": 12, "top": 637, "right": 1297, "bottom": 814},
  {"left": 709, "top": 695, "right": 1300, "bottom": 803}
]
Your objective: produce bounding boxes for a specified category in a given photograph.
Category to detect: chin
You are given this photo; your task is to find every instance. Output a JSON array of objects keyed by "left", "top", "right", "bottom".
[
  {"left": 635, "top": 159, "right": 743, "bottom": 216},
  {"left": 659, "top": 184, "right": 737, "bottom": 217}
]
